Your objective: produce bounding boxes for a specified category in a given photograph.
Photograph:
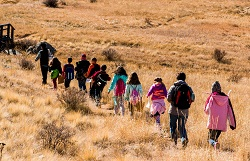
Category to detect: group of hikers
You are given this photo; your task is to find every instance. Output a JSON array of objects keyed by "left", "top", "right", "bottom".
[{"left": 35, "top": 42, "right": 236, "bottom": 150}]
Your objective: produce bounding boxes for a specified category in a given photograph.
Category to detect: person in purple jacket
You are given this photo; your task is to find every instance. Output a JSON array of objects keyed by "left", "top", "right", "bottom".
[
  {"left": 204, "top": 81, "right": 236, "bottom": 150},
  {"left": 147, "top": 77, "right": 168, "bottom": 133}
]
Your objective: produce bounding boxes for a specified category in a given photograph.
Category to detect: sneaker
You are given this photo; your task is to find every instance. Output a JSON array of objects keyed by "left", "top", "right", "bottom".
[
  {"left": 214, "top": 142, "right": 220, "bottom": 150},
  {"left": 181, "top": 138, "right": 188, "bottom": 148}
]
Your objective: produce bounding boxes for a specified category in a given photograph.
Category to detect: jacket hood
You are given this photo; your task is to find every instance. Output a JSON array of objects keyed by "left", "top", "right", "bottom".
[
  {"left": 212, "top": 94, "right": 229, "bottom": 106},
  {"left": 174, "top": 80, "right": 187, "bottom": 86}
]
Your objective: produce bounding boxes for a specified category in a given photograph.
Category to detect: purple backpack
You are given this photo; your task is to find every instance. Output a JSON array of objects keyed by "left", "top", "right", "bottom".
[{"left": 114, "top": 79, "right": 125, "bottom": 96}]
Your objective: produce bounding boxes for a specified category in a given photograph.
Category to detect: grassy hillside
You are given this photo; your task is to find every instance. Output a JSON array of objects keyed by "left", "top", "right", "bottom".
[{"left": 0, "top": 0, "right": 250, "bottom": 160}]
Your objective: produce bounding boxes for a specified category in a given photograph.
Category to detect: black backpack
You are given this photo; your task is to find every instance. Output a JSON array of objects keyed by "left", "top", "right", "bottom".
[{"left": 172, "top": 84, "right": 192, "bottom": 109}]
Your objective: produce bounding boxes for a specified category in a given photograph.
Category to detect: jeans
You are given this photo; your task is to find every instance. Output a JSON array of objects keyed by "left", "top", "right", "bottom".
[
  {"left": 78, "top": 77, "right": 87, "bottom": 91},
  {"left": 41, "top": 66, "right": 48, "bottom": 84},
  {"left": 169, "top": 114, "right": 188, "bottom": 143}
]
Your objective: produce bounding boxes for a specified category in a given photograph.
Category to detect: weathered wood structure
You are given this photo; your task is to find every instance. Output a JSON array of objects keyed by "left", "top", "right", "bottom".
[{"left": 0, "top": 23, "right": 15, "bottom": 54}]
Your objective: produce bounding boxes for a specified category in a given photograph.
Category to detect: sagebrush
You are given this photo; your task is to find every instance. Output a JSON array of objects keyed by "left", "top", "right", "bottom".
[
  {"left": 19, "top": 58, "right": 35, "bottom": 70},
  {"left": 57, "top": 87, "right": 92, "bottom": 114},
  {"left": 213, "top": 48, "right": 227, "bottom": 62},
  {"left": 43, "top": 0, "right": 58, "bottom": 7},
  {"left": 37, "top": 121, "right": 77, "bottom": 156}
]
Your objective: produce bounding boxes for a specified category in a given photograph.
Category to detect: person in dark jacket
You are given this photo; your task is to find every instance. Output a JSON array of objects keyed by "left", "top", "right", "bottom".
[
  {"left": 167, "top": 72, "right": 195, "bottom": 147},
  {"left": 35, "top": 42, "right": 53, "bottom": 84},
  {"left": 90, "top": 65, "right": 111, "bottom": 107},
  {"left": 75, "top": 54, "right": 90, "bottom": 91},
  {"left": 49, "top": 57, "right": 62, "bottom": 90},
  {"left": 63, "top": 57, "right": 74, "bottom": 88}
]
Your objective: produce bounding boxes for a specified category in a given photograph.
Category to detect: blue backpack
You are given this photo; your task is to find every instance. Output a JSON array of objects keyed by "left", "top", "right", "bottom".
[{"left": 65, "top": 64, "right": 74, "bottom": 80}]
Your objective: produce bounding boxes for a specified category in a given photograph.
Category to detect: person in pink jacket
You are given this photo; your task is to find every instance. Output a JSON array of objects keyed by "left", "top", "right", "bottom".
[{"left": 204, "top": 81, "right": 236, "bottom": 150}]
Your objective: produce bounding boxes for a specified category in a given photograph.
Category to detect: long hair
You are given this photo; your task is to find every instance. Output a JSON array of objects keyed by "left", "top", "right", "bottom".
[
  {"left": 50, "top": 57, "right": 61, "bottom": 67},
  {"left": 127, "top": 72, "right": 141, "bottom": 85},
  {"left": 114, "top": 66, "right": 127, "bottom": 76}
]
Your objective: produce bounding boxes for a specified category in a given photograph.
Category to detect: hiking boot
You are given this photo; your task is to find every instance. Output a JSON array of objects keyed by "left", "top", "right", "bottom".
[{"left": 214, "top": 142, "right": 220, "bottom": 150}]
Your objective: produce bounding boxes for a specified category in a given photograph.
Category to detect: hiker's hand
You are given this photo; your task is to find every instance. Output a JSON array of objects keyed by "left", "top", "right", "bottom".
[{"left": 230, "top": 125, "right": 235, "bottom": 130}]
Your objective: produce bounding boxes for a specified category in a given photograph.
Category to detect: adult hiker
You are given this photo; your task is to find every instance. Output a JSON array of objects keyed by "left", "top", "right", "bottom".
[
  {"left": 35, "top": 42, "right": 53, "bottom": 84},
  {"left": 49, "top": 57, "right": 62, "bottom": 90},
  {"left": 108, "top": 66, "right": 128, "bottom": 116},
  {"left": 90, "top": 65, "right": 111, "bottom": 107},
  {"left": 62, "top": 57, "right": 74, "bottom": 88},
  {"left": 204, "top": 81, "right": 236, "bottom": 150},
  {"left": 125, "top": 72, "right": 143, "bottom": 118},
  {"left": 167, "top": 72, "right": 195, "bottom": 147},
  {"left": 147, "top": 77, "right": 167, "bottom": 134},
  {"left": 75, "top": 54, "right": 90, "bottom": 91}
]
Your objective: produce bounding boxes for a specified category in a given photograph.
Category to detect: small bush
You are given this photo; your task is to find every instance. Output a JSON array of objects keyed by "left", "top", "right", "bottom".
[
  {"left": 38, "top": 122, "right": 77, "bottom": 156},
  {"left": 227, "top": 73, "right": 243, "bottom": 83},
  {"left": 213, "top": 48, "right": 227, "bottom": 62},
  {"left": 43, "top": 0, "right": 58, "bottom": 8},
  {"left": 90, "top": 0, "right": 97, "bottom": 3},
  {"left": 57, "top": 87, "right": 92, "bottom": 114},
  {"left": 19, "top": 58, "right": 35, "bottom": 70},
  {"left": 102, "top": 48, "right": 119, "bottom": 61},
  {"left": 15, "top": 39, "right": 37, "bottom": 51}
]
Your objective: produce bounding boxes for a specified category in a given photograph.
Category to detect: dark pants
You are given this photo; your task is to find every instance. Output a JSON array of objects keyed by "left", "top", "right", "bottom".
[
  {"left": 169, "top": 114, "right": 188, "bottom": 144},
  {"left": 90, "top": 85, "right": 104, "bottom": 104},
  {"left": 78, "top": 77, "right": 87, "bottom": 91},
  {"left": 208, "top": 129, "right": 221, "bottom": 146},
  {"left": 64, "top": 79, "right": 71, "bottom": 88},
  {"left": 41, "top": 66, "right": 48, "bottom": 84}
]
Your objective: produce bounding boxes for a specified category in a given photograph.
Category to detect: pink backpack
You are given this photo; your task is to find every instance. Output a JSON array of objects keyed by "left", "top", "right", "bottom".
[
  {"left": 114, "top": 79, "right": 125, "bottom": 96},
  {"left": 130, "top": 85, "right": 140, "bottom": 105}
]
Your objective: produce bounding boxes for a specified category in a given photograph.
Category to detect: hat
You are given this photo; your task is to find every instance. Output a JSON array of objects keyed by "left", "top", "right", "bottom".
[
  {"left": 212, "top": 81, "right": 221, "bottom": 93},
  {"left": 154, "top": 77, "right": 162, "bottom": 83}
]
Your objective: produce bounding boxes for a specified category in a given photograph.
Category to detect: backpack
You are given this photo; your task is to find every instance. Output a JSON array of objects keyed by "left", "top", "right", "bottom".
[
  {"left": 114, "top": 78, "right": 126, "bottom": 96},
  {"left": 130, "top": 85, "right": 140, "bottom": 105},
  {"left": 65, "top": 64, "right": 74, "bottom": 80},
  {"left": 96, "top": 73, "right": 107, "bottom": 87},
  {"left": 172, "top": 84, "right": 192, "bottom": 109},
  {"left": 75, "top": 60, "right": 90, "bottom": 80}
]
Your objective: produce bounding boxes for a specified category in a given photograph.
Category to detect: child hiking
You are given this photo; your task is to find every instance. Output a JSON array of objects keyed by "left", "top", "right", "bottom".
[
  {"left": 108, "top": 66, "right": 128, "bottom": 116},
  {"left": 124, "top": 72, "right": 143, "bottom": 118},
  {"left": 167, "top": 72, "right": 195, "bottom": 147},
  {"left": 90, "top": 65, "right": 111, "bottom": 107},
  {"left": 49, "top": 57, "right": 62, "bottom": 90},
  {"left": 62, "top": 57, "right": 74, "bottom": 88},
  {"left": 204, "top": 81, "right": 236, "bottom": 150},
  {"left": 147, "top": 77, "right": 167, "bottom": 134}
]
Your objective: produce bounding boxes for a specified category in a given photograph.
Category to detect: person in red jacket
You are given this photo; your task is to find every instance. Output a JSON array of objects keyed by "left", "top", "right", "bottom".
[{"left": 204, "top": 81, "right": 236, "bottom": 150}]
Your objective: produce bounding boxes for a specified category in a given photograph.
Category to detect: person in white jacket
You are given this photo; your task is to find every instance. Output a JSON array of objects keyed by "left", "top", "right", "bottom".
[{"left": 125, "top": 72, "right": 143, "bottom": 118}]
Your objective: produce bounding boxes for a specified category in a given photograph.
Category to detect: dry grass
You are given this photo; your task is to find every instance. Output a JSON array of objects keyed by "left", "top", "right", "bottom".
[{"left": 0, "top": 0, "right": 249, "bottom": 160}]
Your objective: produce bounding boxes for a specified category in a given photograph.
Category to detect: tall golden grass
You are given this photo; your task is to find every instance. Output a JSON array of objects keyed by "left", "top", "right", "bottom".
[{"left": 0, "top": 0, "right": 249, "bottom": 160}]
